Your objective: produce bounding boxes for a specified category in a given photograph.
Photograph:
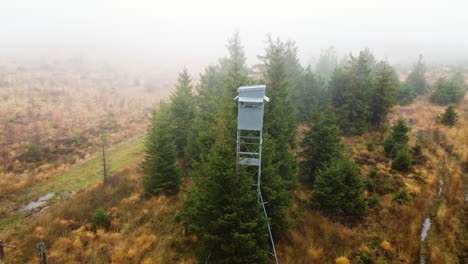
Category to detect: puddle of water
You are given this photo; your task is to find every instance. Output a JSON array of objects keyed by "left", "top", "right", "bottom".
[
  {"left": 18, "top": 192, "right": 55, "bottom": 212},
  {"left": 420, "top": 218, "right": 431, "bottom": 241}
]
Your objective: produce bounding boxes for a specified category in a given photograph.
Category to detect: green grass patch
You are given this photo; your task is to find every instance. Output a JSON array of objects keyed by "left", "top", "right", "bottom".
[{"left": 0, "top": 137, "right": 144, "bottom": 232}]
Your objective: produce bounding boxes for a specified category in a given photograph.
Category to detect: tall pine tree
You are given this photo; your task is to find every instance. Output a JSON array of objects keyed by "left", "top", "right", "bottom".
[
  {"left": 182, "top": 99, "right": 268, "bottom": 264},
  {"left": 141, "top": 103, "right": 181, "bottom": 196},
  {"left": 369, "top": 61, "right": 398, "bottom": 127},
  {"left": 330, "top": 50, "right": 374, "bottom": 135},
  {"left": 406, "top": 54, "right": 428, "bottom": 95},
  {"left": 168, "top": 68, "right": 195, "bottom": 158},
  {"left": 315, "top": 46, "right": 338, "bottom": 84},
  {"left": 186, "top": 32, "right": 250, "bottom": 164},
  {"left": 300, "top": 109, "right": 345, "bottom": 182},
  {"left": 260, "top": 133, "right": 292, "bottom": 239},
  {"left": 258, "top": 35, "right": 297, "bottom": 185},
  {"left": 221, "top": 31, "right": 250, "bottom": 98}
]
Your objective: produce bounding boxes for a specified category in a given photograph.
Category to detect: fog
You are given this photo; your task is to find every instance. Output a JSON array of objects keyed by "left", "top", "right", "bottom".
[{"left": 1, "top": 0, "right": 468, "bottom": 74}]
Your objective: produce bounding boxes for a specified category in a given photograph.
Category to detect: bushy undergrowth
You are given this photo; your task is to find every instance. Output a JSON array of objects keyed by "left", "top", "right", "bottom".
[
  {"left": 393, "top": 188, "right": 412, "bottom": 204},
  {"left": 91, "top": 208, "right": 111, "bottom": 230}
]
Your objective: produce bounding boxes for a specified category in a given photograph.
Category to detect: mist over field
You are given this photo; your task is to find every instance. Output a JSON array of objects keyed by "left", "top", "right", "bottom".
[{"left": 1, "top": 0, "right": 468, "bottom": 75}]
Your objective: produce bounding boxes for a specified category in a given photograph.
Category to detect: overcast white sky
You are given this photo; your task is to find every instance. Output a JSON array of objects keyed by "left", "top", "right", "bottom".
[{"left": 1, "top": 0, "right": 467, "bottom": 73}]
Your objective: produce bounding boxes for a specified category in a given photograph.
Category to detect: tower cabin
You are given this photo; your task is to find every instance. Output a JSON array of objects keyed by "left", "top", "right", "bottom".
[{"left": 234, "top": 85, "right": 269, "bottom": 166}]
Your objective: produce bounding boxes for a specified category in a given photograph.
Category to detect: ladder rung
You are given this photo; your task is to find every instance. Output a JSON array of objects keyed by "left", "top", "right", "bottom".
[
  {"left": 239, "top": 158, "right": 260, "bottom": 166},
  {"left": 239, "top": 152, "right": 259, "bottom": 155},
  {"left": 239, "top": 136, "right": 260, "bottom": 139}
]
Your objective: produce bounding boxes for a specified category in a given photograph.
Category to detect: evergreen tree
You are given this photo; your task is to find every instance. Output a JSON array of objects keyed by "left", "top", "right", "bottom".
[
  {"left": 300, "top": 109, "right": 344, "bottom": 182},
  {"left": 369, "top": 61, "right": 398, "bottom": 127},
  {"left": 384, "top": 119, "right": 410, "bottom": 157},
  {"left": 294, "top": 67, "right": 325, "bottom": 122},
  {"left": 283, "top": 40, "right": 307, "bottom": 121},
  {"left": 315, "top": 46, "right": 338, "bottom": 84},
  {"left": 390, "top": 119, "right": 410, "bottom": 145},
  {"left": 186, "top": 32, "right": 250, "bottom": 163},
  {"left": 220, "top": 31, "right": 250, "bottom": 98},
  {"left": 412, "top": 143, "right": 423, "bottom": 157},
  {"left": 406, "top": 54, "right": 427, "bottom": 95},
  {"left": 392, "top": 147, "right": 412, "bottom": 171},
  {"left": 396, "top": 82, "right": 416, "bottom": 105},
  {"left": 169, "top": 68, "right": 195, "bottom": 157},
  {"left": 311, "top": 156, "right": 366, "bottom": 216},
  {"left": 258, "top": 35, "right": 297, "bottom": 185},
  {"left": 451, "top": 71, "right": 465, "bottom": 88},
  {"left": 182, "top": 101, "right": 268, "bottom": 264},
  {"left": 330, "top": 50, "right": 373, "bottom": 135},
  {"left": 260, "top": 134, "right": 292, "bottom": 239},
  {"left": 430, "top": 78, "right": 466, "bottom": 105},
  {"left": 141, "top": 104, "right": 181, "bottom": 196},
  {"left": 440, "top": 105, "right": 458, "bottom": 127},
  {"left": 185, "top": 66, "right": 224, "bottom": 163}
]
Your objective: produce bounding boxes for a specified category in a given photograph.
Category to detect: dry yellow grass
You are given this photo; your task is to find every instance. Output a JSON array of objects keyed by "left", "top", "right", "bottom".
[
  {"left": 278, "top": 94, "right": 466, "bottom": 263},
  {"left": 0, "top": 163, "right": 196, "bottom": 264},
  {"left": 0, "top": 63, "right": 173, "bottom": 198},
  {"left": 335, "top": 256, "right": 350, "bottom": 264}
]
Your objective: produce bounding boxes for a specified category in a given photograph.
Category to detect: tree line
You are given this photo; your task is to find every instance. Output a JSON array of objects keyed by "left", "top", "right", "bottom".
[{"left": 139, "top": 32, "right": 465, "bottom": 263}]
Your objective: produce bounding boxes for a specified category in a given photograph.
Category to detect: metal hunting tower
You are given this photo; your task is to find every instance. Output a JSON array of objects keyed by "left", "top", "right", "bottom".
[{"left": 235, "top": 85, "right": 279, "bottom": 263}]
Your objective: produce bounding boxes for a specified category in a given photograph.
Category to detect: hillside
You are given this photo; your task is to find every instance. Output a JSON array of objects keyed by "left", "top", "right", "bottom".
[{"left": 0, "top": 95, "right": 465, "bottom": 264}]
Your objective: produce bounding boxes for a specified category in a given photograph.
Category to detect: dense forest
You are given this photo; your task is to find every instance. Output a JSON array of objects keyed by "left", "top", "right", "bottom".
[{"left": 0, "top": 32, "right": 466, "bottom": 264}]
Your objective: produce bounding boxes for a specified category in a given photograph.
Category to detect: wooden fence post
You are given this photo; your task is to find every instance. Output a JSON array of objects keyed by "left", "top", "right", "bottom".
[
  {"left": 37, "top": 242, "right": 47, "bottom": 264},
  {"left": 0, "top": 239, "right": 17, "bottom": 260}
]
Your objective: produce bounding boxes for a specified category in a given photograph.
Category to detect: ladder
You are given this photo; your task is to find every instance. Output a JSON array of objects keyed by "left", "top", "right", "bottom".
[{"left": 236, "top": 129, "right": 279, "bottom": 264}]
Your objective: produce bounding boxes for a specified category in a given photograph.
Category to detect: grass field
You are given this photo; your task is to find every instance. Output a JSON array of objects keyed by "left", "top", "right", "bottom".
[{"left": 0, "top": 136, "right": 145, "bottom": 233}]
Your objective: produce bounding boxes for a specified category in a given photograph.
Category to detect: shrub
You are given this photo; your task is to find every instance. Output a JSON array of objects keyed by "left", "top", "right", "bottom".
[
  {"left": 355, "top": 251, "right": 375, "bottom": 264},
  {"left": 383, "top": 136, "right": 395, "bottom": 157},
  {"left": 366, "top": 141, "right": 375, "bottom": 151},
  {"left": 392, "top": 147, "right": 412, "bottom": 171},
  {"left": 365, "top": 179, "right": 376, "bottom": 193},
  {"left": 430, "top": 78, "right": 466, "bottom": 105},
  {"left": 311, "top": 157, "right": 366, "bottom": 216},
  {"left": 396, "top": 82, "right": 416, "bottom": 105},
  {"left": 70, "top": 134, "right": 81, "bottom": 145},
  {"left": 439, "top": 105, "right": 458, "bottom": 127},
  {"left": 369, "top": 168, "right": 379, "bottom": 179},
  {"left": 367, "top": 195, "right": 380, "bottom": 209},
  {"left": 393, "top": 188, "right": 412, "bottom": 204},
  {"left": 91, "top": 208, "right": 111, "bottom": 230},
  {"left": 6, "top": 116, "right": 16, "bottom": 123},
  {"left": 384, "top": 119, "right": 410, "bottom": 158},
  {"left": 24, "top": 143, "right": 43, "bottom": 162},
  {"left": 412, "top": 143, "right": 422, "bottom": 157}
]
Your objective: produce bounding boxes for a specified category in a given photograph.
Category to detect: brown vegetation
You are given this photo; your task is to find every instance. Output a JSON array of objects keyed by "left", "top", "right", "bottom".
[
  {"left": 275, "top": 95, "right": 466, "bottom": 263},
  {"left": 0, "top": 65, "right": 465, "bottom": 263},
  {"left": 1, "top": 163, "right": 196, "bottom": 263},
  {"left": 0, "top": 61, "right": 172, "bottom": 198}
]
